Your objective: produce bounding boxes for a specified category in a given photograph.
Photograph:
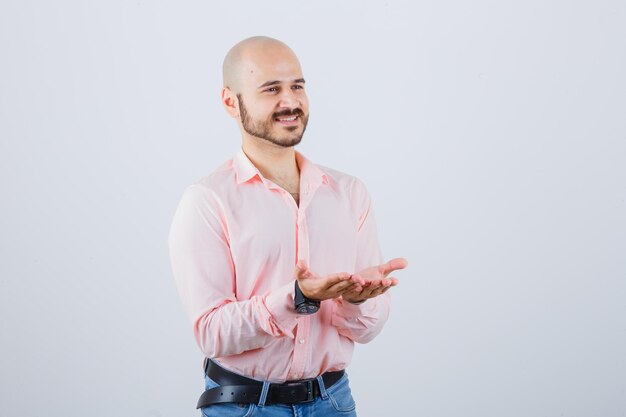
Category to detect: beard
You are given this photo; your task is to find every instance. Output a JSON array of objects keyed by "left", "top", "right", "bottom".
[{"left": 237, "top": 94, "right": 309, "bottom": 148}]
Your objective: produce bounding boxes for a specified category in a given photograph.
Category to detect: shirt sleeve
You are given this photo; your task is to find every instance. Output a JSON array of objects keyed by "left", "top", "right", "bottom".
[
  {"left": 168, "top": 184, "right": 299, "bottom": 359},
  {"left": 331, "top": 178, "right": 391, "bottom": 343}
]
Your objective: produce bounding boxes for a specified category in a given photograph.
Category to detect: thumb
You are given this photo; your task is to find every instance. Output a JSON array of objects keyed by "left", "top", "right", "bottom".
[{"left": 295, "top": 260, "right": 310, "bottom": 279}]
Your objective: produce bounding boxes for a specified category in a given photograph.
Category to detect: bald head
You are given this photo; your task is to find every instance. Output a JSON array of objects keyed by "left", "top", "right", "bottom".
[
  {"left": 220, "top": 36, "right": 309, "bottom": 147},
  {"left": 222, "top": 36, "right": 302, "bottom": 92}
]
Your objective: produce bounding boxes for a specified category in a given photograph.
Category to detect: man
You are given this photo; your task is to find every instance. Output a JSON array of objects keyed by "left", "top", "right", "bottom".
[{"left": 168, "top": 36, "right": 407, "bottom": 416}]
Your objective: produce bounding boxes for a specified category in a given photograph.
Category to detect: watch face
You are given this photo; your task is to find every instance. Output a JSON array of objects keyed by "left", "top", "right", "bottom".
[{"left": 296, "top": 303, "right": 319, "bottom": 315}]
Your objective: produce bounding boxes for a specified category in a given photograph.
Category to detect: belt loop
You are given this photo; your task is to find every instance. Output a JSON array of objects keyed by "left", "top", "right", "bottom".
[
  {"left": 257, "top": 380, "right": 271, "bottom": 407},
  {"left": 316, "top": 375, "right": 329, "bottom": 400}
]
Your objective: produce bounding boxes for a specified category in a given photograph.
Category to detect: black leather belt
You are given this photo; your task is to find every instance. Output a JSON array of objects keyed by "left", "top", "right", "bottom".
[{"left": 196, "top": 359, "right": 345, "bottom": 409}]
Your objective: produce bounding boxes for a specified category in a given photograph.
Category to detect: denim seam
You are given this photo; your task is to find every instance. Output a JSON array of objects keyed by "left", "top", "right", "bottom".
[{"left": 327, "top": 375, "right": 356, "bottom": 413}]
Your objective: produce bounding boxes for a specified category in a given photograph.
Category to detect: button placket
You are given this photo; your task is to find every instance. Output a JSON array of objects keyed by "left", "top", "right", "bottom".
[
  {"left": 291, "top": 315, "right": 311, "bottom": 380},
  {"left": 297, "top": 211, "right": 310, "bottom": 263},
  {"left": 288, "top": 178, "right": 320, "bottom": 380}
]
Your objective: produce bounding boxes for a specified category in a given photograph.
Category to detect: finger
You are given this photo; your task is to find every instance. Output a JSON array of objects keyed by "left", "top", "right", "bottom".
[
  {"left": 338, "top": 282, "right": 360, "bottom": 295},
  {"left": 373, "top": 279, "right": 398, "bottom": 297},
  {"left": 368, "top": 287, "right": 388, "bottom": 298},
  {"left": 326, "top": 277, "right": 354, "bottom": 291},
  {"left": 350, "top": 274, "right": 365, "bottom": 286},
  {"left": 368, "top": 281, "right": 393, "bottom": 297},
  {"left": 341, "top": 286, "right": 364, "bottom": 301},
  {"left": 379, "top": 257, "right": 408, "bottom": 276},
  {"left": 326, "top": 278, "right": 356, "bottom": 294},
  {"left": 359, "top": 282, "right": 382, "bottom": 298},
  {"left": 322, "top": 272, "right": 351, "bottom": 289},
  {"left": 342, "top": 282, "right": 364, "bottom": 294},
  {"left": 340, "top": 280, "right": 361, "bottom": 291},
  {"left": 364, "top": 279, "right": 382, "bottom": 287},
  {"left": 380, "top": 277, "right": 398, "bottom": 287},
  {"left": 295, "top": 260, "right": 310, "bottom": 278},
  {"left": 295, "top": 269, "right": 308, "bottom": 280}
]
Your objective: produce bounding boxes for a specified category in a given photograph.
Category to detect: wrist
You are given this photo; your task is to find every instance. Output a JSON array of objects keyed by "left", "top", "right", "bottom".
[
  {"left": 294, "top": 281, "right": 320, "bottom": 314},
  {"left": 296, "top": 280, "right": 318, "bottom": 301}
]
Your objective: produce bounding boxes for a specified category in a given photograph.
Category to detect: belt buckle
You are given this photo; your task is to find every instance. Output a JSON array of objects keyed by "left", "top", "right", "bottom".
[
  {"left": 301, "top": 380, "right": 315, "bottom": 403},
  {"left": 283, "top": 379, "right": 315, "bottom": 403}
]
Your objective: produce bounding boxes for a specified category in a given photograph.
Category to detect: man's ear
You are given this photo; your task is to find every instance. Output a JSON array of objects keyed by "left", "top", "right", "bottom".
[{"left": 221, "top": 87, "right": 240, "bottom": 118}]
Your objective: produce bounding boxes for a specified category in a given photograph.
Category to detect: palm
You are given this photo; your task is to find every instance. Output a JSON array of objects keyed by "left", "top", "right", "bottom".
[{"left": 342, "top": 258, "right": 408, "bottom": 303}]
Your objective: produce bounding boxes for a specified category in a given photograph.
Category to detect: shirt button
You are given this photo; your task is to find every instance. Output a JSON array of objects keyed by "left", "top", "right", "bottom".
[{"left": 299, "top": 338, "right": 305, "bottom": 344}]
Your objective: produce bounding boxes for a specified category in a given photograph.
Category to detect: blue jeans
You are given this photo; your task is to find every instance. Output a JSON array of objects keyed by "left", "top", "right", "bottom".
[{"left": 200, "top": 372, "right": 358, "bottom": 417}]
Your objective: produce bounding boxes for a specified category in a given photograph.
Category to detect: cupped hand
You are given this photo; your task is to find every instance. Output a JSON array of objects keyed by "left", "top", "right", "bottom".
[
  {"left": 341, "top": 258, "right": 408, "bottom": 304},
  {"left": 295, "top": 260, "right": 362, "bottom": 301}
]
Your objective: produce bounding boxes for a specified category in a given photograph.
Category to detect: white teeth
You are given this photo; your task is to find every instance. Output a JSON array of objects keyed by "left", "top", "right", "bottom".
[{"left": 278, "top": 116, "right": 297, "bottom": 121}]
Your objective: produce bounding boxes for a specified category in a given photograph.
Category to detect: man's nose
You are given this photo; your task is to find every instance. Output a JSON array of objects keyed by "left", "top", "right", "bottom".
[{"left": 277, "top": 88, "right": 299, "bottom": 108}]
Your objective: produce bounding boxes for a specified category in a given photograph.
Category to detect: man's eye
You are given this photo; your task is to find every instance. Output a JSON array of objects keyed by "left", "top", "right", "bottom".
[
  {"left": 292, "top": 85, "right": 304, "bottom": 90},
  {"left": 265, "top": 87, "right": 279, "bottom": 93}
]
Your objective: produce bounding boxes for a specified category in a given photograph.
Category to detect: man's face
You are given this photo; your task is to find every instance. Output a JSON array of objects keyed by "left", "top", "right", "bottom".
[{"left": 234, "top": 48, "right": 309, "bottom": 147}]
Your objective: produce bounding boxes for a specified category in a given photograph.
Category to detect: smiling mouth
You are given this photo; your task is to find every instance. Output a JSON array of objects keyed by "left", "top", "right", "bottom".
[{"left": 275, "top": 115, "right": 300, "bottom": 125}]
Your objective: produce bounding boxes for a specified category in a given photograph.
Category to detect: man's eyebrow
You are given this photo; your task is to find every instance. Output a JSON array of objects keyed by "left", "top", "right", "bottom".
[{"left": 258, "top": 78, "right": 306, "bottom": 89}]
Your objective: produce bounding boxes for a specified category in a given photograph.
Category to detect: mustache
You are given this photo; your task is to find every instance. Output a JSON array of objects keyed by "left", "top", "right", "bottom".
[{"left": 273, "top": 108, "right": 304, "bottom": 118}]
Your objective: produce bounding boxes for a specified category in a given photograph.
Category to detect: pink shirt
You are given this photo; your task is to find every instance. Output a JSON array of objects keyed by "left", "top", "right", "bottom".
[{"left": 168, "top": 149, "right": 390, "bottom": 382}]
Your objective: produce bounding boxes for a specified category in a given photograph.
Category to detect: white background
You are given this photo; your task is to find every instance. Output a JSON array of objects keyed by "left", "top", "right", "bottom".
[{"left": 1, "top": 1, "right": 625, "bottom": 416}]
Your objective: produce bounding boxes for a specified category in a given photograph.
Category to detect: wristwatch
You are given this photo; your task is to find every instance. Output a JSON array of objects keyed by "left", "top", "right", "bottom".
[{"left": 294, "top": 281, "right": 321, "bottom": 314}]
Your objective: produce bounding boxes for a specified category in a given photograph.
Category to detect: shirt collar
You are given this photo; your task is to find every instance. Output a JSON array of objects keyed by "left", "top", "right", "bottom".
[
  {"left": 233, "top": 148, "right": 260, "bottom": 184},
  {"left": 295, "top": 150, "right": 329, "bottom": 187},
  {"left": 233, "top": 148, "right": 329, "bottom": 186}
]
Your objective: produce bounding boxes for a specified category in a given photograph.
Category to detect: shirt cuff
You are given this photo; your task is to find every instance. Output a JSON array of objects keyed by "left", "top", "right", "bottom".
[
  {"left": 263, "top": 280, "right": 299, "bottom": 337},
  {"left": 335, "top": 297, "right": 378, "bottom": 318}
]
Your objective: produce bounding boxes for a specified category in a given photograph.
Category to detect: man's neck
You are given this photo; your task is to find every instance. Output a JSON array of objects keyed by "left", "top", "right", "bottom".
[{"left": 241, "top": 137, "right": 300, "bottom": 182}]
